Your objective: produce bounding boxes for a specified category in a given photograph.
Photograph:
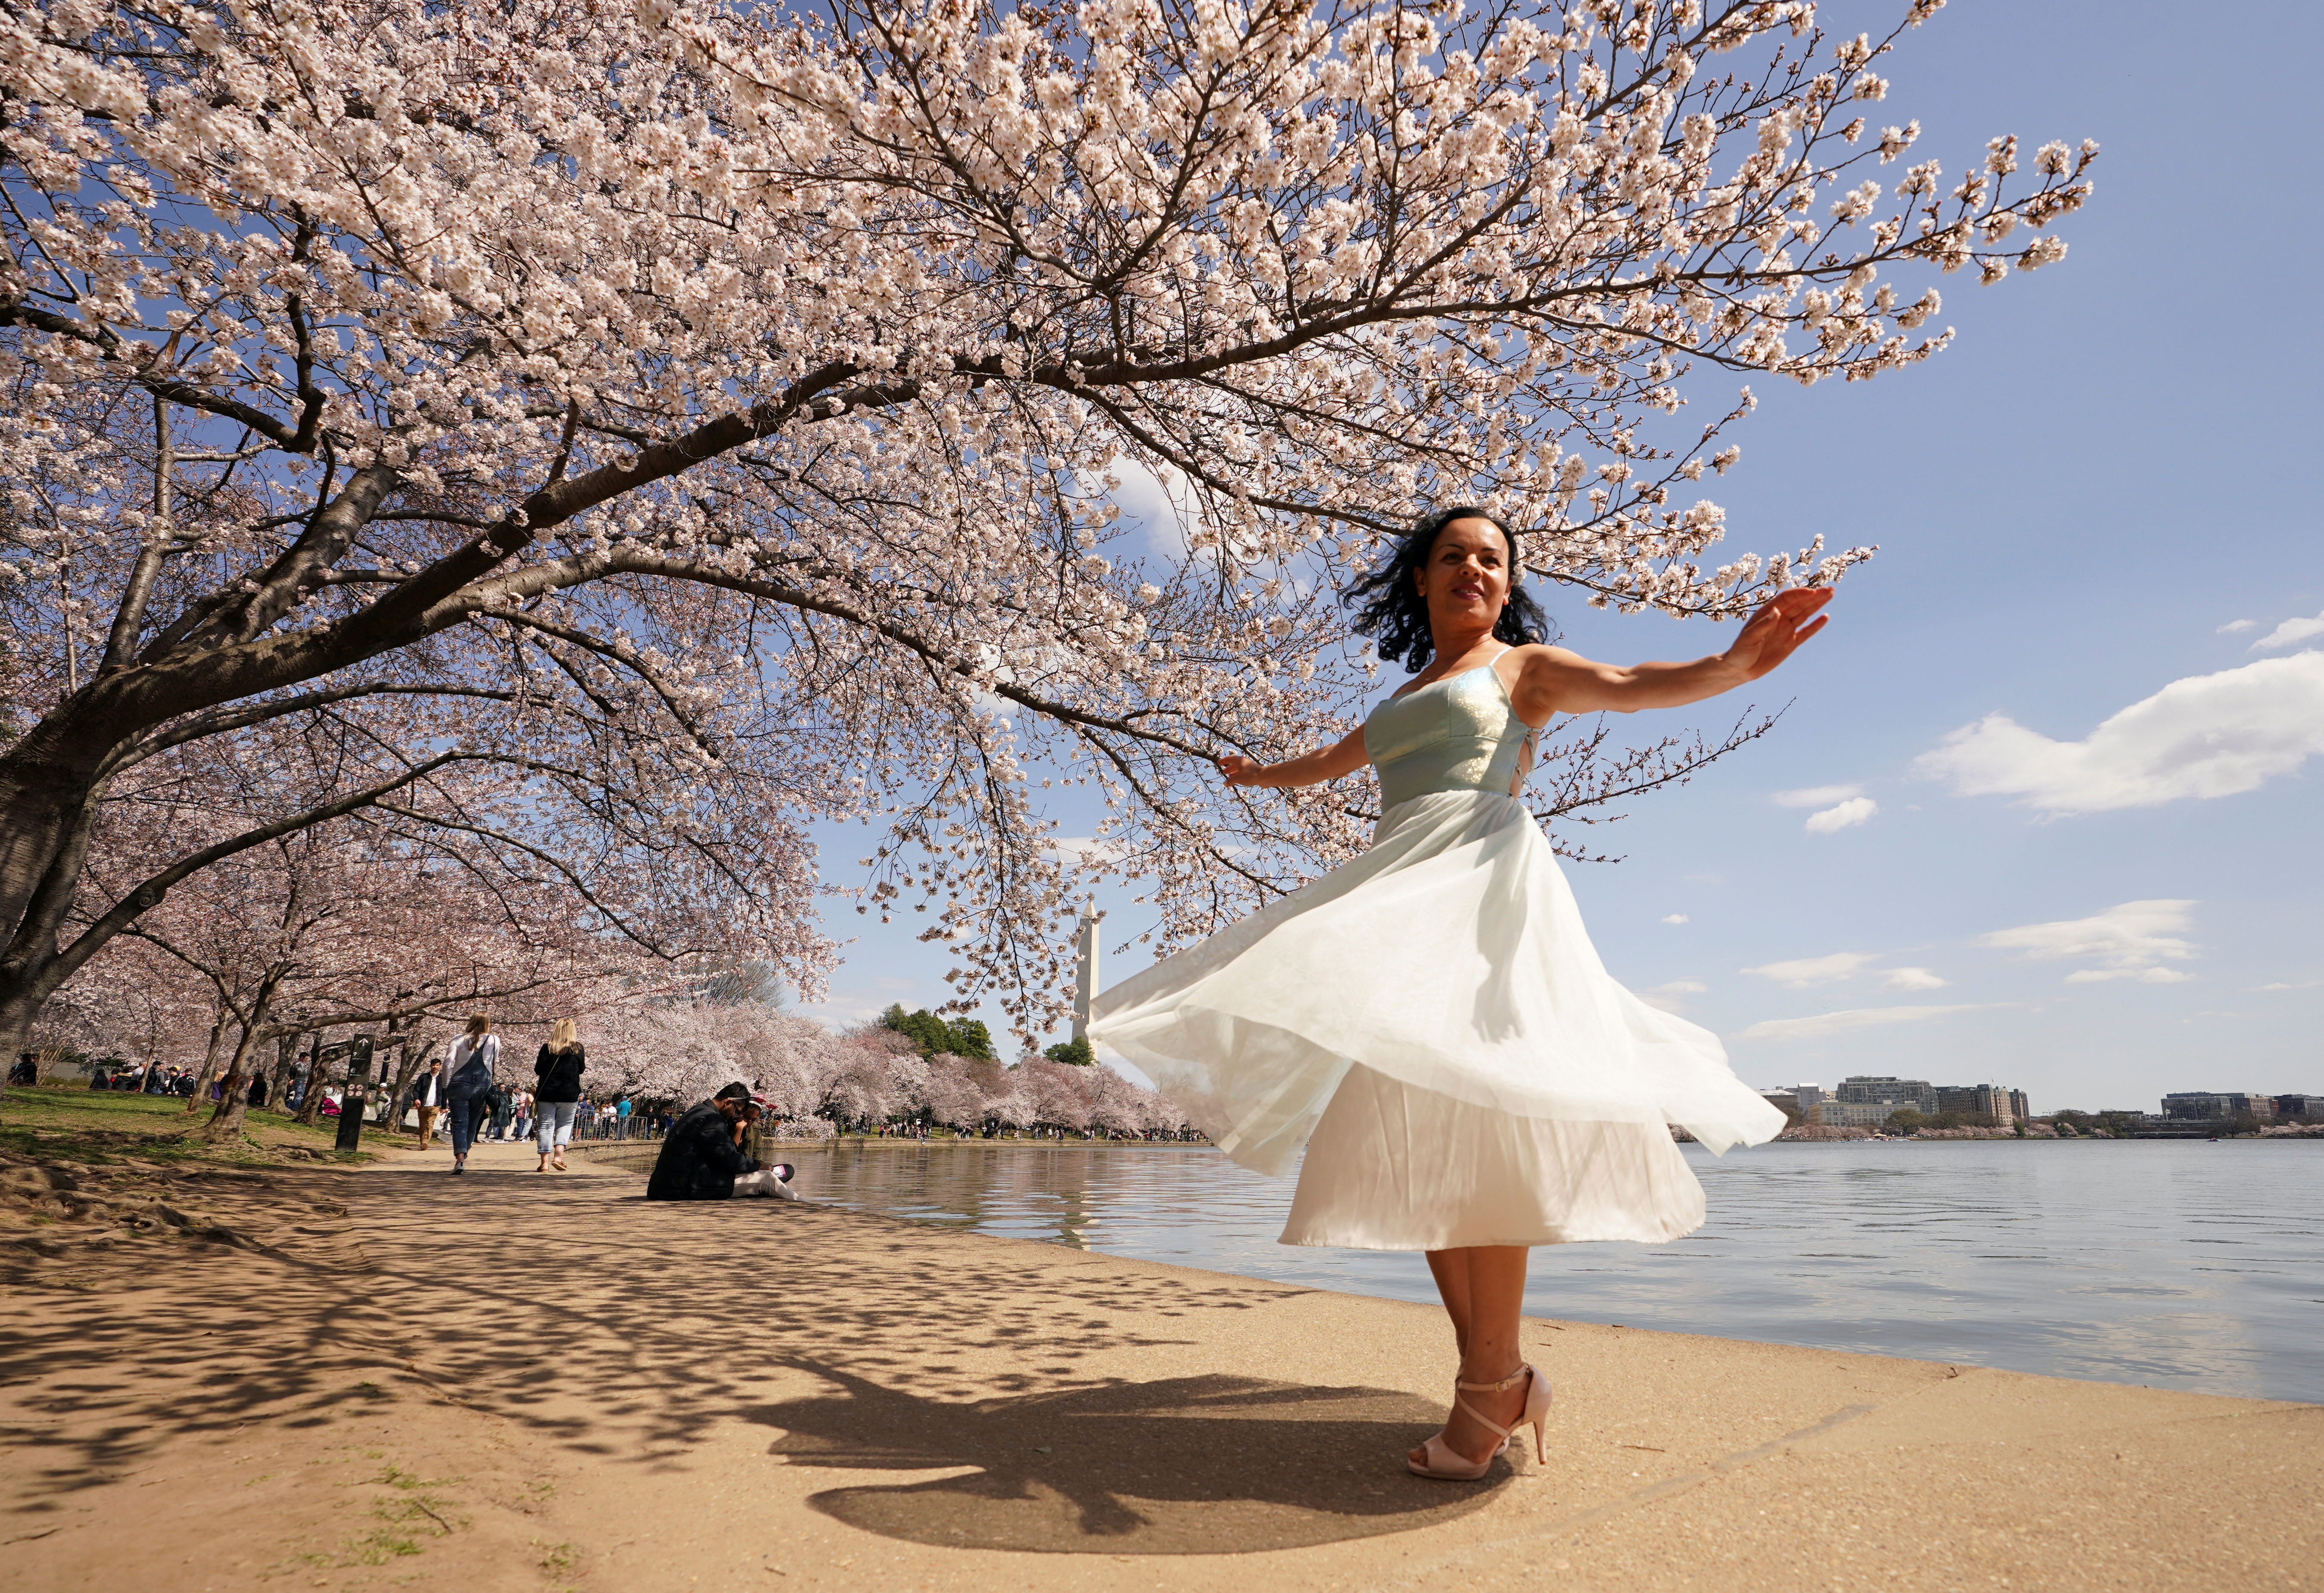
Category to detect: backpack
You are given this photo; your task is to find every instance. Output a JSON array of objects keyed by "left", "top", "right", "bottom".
[{"left": 448, "top": 1035, "right": 497, "bottom": 1099}]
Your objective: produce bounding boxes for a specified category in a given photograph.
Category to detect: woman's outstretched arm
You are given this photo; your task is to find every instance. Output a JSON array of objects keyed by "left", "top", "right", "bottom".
[
  {"left": 1218, "top": 725, "right": 1370, "bottom": 790},
  {"left": 1512, "top": 588, "right": 1831, "bottom": 719}
]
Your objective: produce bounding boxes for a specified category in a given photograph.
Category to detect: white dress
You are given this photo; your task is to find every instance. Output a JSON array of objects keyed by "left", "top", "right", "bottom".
[{"left": 1089, "top": 658, "right": 1784, "bottom": 1250}]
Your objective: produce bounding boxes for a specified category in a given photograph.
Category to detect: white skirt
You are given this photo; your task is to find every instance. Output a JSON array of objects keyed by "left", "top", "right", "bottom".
[{"left": 1090, "top": 790, "right": 1784, "bottom": 1250}]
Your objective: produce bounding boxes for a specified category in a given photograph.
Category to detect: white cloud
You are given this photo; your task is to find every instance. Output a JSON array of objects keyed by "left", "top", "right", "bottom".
[
  {"left": 1880, "top": 966, "right": 1948, "bottom": 991},
  {"left": 1743, "top": 951, "right": 1880, "bottom": 988},
  {"left": 2250, "top": 609, "right": 2324, "bottom": 651},
  {"left": 2255, "top": 978, "right": 2321, "bottom": 992},
  {"left": 1662, "top": 913, "right": 1690, "bottom": 925},
  {"left": 1915, "top": 653, "right": 2324, "bottom": 813},
  {"left": 1805, "top": 796, "right": 1878, "bottom": 833},
  {"left": 1105, "top": 455, "right": 1211, "bottom": 564},
  {"left": 2217, "top": 619, "right": 2257, "bottom": 634},
  {"left": 1736, "top": 1004, "right": 1999, "bottom": 1042},
  {"left": 792, "top": 975, "right": 917, "bottom": 1026},
  {"left": 1978, "top": 900, "right": 2198, "bottom": 984},
  {"left": 1774, "top": 782, "right": 1865, "bottom": 808},
  {"left": 1637, "top": 977, "right": 1708, "bottom": 1014}
]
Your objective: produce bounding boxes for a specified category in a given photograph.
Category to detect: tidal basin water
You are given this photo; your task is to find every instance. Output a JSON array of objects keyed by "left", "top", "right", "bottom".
[{"left": 784, "top": 1137, "right": 2324, "bottom": 1404}]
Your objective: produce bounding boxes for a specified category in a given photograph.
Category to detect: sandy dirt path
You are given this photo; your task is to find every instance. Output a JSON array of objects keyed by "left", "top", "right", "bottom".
[{"left": 3, "top": 1132, "right": 2317, "bottom": 1592}]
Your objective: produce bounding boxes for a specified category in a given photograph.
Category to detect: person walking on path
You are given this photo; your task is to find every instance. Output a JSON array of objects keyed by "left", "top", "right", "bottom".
[
  {"left": 533, "top": 1020, "right": 587, "bottom": 1172},
  {"left": 1090, "top": 505, "right": 1826, "bottom": 1482},
  {"left": 444, "top": 1016, "right": 500, "bottom": 1174},
  {"left": 409, "top": 1058, "right": 449, "bottom": 1149}
]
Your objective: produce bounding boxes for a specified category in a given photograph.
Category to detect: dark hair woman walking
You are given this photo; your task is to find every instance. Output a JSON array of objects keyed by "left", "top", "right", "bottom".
[
  {"left": 443, "top": 1015, "right": 500, "bottom": 1175},
  {"left": 534, "top": 1018, "right": 586, "bottom": 1173},
  {"left": 1091, "top": 507, "right": 1828, "bottom": 1480}
]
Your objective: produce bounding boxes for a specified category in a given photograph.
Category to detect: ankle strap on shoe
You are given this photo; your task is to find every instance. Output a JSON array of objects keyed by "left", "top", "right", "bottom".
[{"left": 1455, "top": 1363, "right": 1530, "bottom": 1394}]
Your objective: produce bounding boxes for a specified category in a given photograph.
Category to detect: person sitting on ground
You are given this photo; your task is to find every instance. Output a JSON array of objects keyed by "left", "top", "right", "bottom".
[{"left": 646, "top": 1083, "right": 795, "bottom": 1201}]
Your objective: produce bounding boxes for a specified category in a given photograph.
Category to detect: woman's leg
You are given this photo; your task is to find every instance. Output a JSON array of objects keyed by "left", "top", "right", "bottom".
[
  {"left": 1424, "top": 1250, "right": 1475, "bottom": 1360},
  {"left": 1413, "top": 1245, "right": 1532, "bottom": 1467}
]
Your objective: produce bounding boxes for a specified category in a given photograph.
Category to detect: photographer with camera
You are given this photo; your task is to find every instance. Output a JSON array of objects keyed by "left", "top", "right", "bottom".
[{"left": 646, "top": 1082, "right": 798, "bottom": 1201}]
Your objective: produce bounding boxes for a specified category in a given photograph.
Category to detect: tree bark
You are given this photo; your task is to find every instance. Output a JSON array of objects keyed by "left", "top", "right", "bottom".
[
  {"left": 201, "top": 977, "right": 281, "bottom": 1143},
  {"left": 385, "top": 1033, "right": 435, "bottom": 1139},
  {"left": 294, "top": 1030, "right": 332, "bottom": 1128},
  {"left": 180, "top": 1008, "right": 231, "bottom": 1115},
  {"left": 263, "top": 1032, "right": 301, "bottom": 1118}
]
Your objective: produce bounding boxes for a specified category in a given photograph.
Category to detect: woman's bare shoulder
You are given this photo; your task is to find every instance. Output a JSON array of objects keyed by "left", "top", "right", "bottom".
[{"left": 1508, "top": 641, "right": 1592, "bottom": 668}]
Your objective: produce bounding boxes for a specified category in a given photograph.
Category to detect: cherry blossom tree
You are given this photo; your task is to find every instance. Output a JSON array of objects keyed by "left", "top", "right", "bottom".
[
  {"left": 89, "top": 805, "right": 658, "bottom": 1137},
  {"left": 24, "top": 929, "right": 213, "bottom": 1078},
  {"left": 0, "top": 0, "right": 2094, "bottom": 1063}
]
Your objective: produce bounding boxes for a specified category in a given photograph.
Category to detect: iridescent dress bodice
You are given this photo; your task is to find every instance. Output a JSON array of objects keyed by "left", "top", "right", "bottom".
[{"left": 1362, "top": 660, "right": 1537, "bottom": 811}]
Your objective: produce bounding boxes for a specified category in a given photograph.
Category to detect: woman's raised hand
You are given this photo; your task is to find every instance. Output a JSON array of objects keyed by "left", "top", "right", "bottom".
[
  {"left": 1721, "top": 587, "right": 1833, "bottom": 680},
  {"left": 1217, "top": 754, "right": 1265, "bottom": 787}
]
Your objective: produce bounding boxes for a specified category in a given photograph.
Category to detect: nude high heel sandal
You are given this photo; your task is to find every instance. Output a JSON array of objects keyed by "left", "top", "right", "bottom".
[{"left": 1407, "top": 1363, "right": 1553, "bottom": 1481}]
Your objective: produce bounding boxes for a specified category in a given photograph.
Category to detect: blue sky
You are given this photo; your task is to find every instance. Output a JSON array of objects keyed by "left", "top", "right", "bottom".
[{"left": 800, "top": 1, "right": 2323, "bottom": 1117}]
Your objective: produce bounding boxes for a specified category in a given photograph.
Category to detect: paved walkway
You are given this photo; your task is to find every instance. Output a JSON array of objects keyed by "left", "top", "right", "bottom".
[{"left": 3, "top": 1133, "right": 2316, "bottom": 1590}]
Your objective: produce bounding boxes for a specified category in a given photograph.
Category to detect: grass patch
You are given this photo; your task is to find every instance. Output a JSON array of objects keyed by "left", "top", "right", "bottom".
[
  {"left": 0, "top": 1082, "right": 384, "bottom": 1168},
  {"left": 325, "top": 1464, "right": 468, "bottom": 1565}
]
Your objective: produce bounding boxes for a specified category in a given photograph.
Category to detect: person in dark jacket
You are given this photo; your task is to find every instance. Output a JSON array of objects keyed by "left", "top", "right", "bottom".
[
  {"left": 406, "top": 1058, "right": 449, "bottom": 1146},
  {"left": 533, "top": 1018, "right": 587, "bottom": 1173},
  {"left": 647, "top": 1084, "right": 795, "bottom": 1201}
]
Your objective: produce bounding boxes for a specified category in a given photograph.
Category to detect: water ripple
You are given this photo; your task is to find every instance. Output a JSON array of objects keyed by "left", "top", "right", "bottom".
[{"left": 787, "top": 1138, "right": 2323, "bottom": 1402}]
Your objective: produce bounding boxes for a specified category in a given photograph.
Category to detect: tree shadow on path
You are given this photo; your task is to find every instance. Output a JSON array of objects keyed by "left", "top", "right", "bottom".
[{"left": 2, "top": 1154, "right": 1506, "bottom": 1557}]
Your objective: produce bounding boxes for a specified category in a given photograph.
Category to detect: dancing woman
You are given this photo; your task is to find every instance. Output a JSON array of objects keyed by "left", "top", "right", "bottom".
[{"left": 1090, "top": 507, "right": 1827, "bottom": 1480}]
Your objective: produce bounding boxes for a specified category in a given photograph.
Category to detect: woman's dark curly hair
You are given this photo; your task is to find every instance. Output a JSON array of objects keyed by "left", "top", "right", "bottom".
[{"left": 1343, "top": 505, "right": 1554, "bottom": 674}]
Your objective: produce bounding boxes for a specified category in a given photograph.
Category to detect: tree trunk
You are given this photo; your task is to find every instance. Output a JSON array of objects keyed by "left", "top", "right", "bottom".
[
  {"left": 181, "top": 1008, "right": 231, "bottom": 1115},
  {"left": 294, "top": 1030, "right": 331, "bottom": 1127},
  {"left": 0, "top": 980, "right": 52, "bottom": 1101},
  {"left": 0, "top": 754, "right": 117, "bottom": 1096},
  {"left": 385, "top": 1034, "right": 435, "bottom": 1138},
  {"left": 201, "top": 976, "right": 281, "bottom": 1144},
  {"left": 262, "top": 1032, "right": 300, "bottom": 1117},
  {"left": 200, "top": 1021, "right": 264, "bottom": 1143}
]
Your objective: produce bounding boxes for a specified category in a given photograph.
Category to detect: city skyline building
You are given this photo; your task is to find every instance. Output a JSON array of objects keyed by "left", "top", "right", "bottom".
[
  {"left": 2161, "top": 1092, "right": 2277, "bottom": 1121},
  {"left": 1835, "top": 1076, "right": 1939, "bottom": 1115}
]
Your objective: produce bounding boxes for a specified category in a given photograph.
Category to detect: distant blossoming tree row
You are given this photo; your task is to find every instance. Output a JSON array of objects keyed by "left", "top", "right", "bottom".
[
  {"left": 595, "top": 999, "right": 1193, "bottom": 1136},
  {"left": 0, "top": 0, "right": 2093, "bottom": 1065},
  {"left": 44, "top": 944, "right": 1194, "bottom": 1138}
]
